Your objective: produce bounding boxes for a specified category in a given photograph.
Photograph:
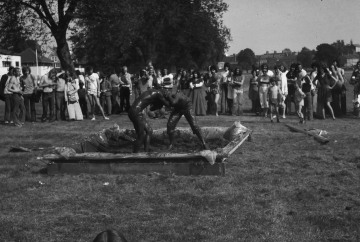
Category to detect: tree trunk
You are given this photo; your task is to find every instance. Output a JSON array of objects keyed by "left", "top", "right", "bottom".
[{"left": 55, "top": 36, "right": 75, "bottom": 73}]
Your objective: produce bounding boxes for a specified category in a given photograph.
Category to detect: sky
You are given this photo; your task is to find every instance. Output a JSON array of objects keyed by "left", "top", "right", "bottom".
[{"left": 222, "top": 0, "right": 360, "bottom": 55}]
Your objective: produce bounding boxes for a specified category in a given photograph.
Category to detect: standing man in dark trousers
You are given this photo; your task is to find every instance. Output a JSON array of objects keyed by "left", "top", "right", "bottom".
[
  {"left": 20, "top": 66, "right": 37, "bottom": 122},
  {"left": 120, "top": 66, "right": 132, "bottom": 113},
  {"left": 1, "top": 66, "right": 14, "bottom": 124},
  {"left": 39, "top": 69, "right": 57, "bottom": 122},
  {"left": 55, "top": 71, "right": 67, "bottom": 121},
  {"left": 109, "top": 68, "right": 122, "bottom": 114}
]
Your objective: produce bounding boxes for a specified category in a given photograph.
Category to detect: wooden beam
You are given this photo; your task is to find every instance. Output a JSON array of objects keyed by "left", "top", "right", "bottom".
[{"left": 285, "top": 124, "right": 329, "bottom": 144}]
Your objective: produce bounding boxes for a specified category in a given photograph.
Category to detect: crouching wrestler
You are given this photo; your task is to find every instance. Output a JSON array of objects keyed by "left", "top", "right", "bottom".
[
  {"left": 128, "top": 89, "right": 170, "bottom": 153},
  {"left": 165, "top": 92, "right": 209, "bottom": 151}
]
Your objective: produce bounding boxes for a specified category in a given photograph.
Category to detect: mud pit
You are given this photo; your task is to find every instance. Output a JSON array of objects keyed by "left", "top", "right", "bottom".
[{"left": 72, "top": 125, "right": 231, "bottom": 154}]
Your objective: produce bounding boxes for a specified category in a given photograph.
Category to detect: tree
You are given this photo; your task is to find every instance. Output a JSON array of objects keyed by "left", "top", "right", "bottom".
[
  {"left": 314, "top": 43, "right": 339, "bottom": 65},
  {"left": 71, "top": 0, "right": 231, "bottom": 71},
  {"left": 296, "top": 47, "right": 314, "bottom": 68},
  {"left": 0, "top": 0, "right": 80, "bottom": 72},
  {"left": 236, "top": 48, "right": 256, "bottom": 71}
]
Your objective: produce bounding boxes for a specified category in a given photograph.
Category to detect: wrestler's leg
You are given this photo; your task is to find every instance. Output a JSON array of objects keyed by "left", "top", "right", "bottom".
[
  {"left": 183, "top": 110, "right": 209, "bottom": 150},
  {"left": 130, "top": 112, "right": 146, "bottom": 153},
  {"left": 167, "top": 111, "right": 182, "bottom": 150},
  {"left": 143, "top": 117, "right": 153, "bottom": 152}
]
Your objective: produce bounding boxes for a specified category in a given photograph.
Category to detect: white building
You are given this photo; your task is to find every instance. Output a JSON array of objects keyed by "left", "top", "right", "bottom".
[{"left": 0, "top": 49, "right": 21, "bottom": 75}]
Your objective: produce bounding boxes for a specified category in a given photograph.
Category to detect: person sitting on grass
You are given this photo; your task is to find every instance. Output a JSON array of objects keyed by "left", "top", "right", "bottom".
[{"left": 268, "top": 77, "right": 282, "bottom": 123}]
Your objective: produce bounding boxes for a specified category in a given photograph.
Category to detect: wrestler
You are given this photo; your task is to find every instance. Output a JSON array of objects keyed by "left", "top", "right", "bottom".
[
  {"left": 128, "top": 89, "right": 170, "bottom": 152},
  {"left": 165, "top": 91, "right": 209, "bottom": 151}
]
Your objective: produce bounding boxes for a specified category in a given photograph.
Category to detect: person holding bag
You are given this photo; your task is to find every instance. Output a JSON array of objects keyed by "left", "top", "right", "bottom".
[{"left": 64, "top": 71, "right": 83, "bottom": 121}]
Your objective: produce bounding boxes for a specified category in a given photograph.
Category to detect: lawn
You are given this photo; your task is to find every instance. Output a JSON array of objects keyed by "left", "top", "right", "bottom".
[{"left": 0, "top": 73, "right": 359, "bottom": 241}]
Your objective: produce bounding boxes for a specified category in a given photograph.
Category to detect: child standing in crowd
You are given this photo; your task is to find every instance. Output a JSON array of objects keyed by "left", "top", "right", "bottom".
[{"left": 268, "top": 77, "right": 282, "bottom": 123}]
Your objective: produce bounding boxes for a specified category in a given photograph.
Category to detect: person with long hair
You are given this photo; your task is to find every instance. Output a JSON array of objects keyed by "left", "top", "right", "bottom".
[
  {"left": 286, "top": 63, "right": 298, "bottom": 115},
  {"left": 220, "top": 63, "right": 230, "bottom": 114},
  {"left": 20, "top": 66, "right": 37, "bottom": 122},
  {"left": 330, "top": 61, "right": 345, "bottom": 117},
  {"left": 274, "top": 64, "right": 288, "bottom": 118},
  {"left": 314, "top": 63, "right": 337, "bottom": 120},
  {"left": 248, "top": 66, "right": 260, "bottom": 114},
  {"left": 2, "top": 67, "right": 14, "bottom": 124},
  {"left": 189, "top": 70, "right": 207, "bottom": 116},
  {"left": 7, "top": 67, "right": 25, "bottom": 127},
  {"left": 64, "top": 71, "right": 83, "bottom": 121},
  {"left": 257, "top": 64, "right": 271, "bottom": 117},
  {"left": 231, "top": 67, "right": 245, "bottom": 116},
  {"left": 206, "top": 65, "right": 221, "bottom": 116},
  {"left": 39, "top": 68, "right": 57, "bottom": 122},
  {"left": 85, "top": 66, "right": 109, "bottom": 121}
]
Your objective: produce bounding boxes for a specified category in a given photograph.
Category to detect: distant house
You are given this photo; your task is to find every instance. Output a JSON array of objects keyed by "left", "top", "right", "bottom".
[
  {"left": 0, "top": 49, "right": 21, "bottom": 75},
  {"left": 218, "top": 54, "right": 238, "bottom": 70},
  {"left": 344, "top": 54, "right": 359, "bottom": 68},
  {"left": 48, "top": 49, "right": 61, "bottom": 68},
  {"left": 256, "top": 49, "right": 297, "bottom": 69},
  {"left": 354, "top": 44, "right": 360, "bottom": 53},
  {"left": 20, "top": 48, "right": 54, "bottom": 77}
]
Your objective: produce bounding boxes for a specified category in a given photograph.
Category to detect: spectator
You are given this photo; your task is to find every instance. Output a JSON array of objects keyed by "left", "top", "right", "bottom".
[
  {"left": 178, "top": 69, "right": 191, "bottom": 97},
  {"left": 55, "top": 71, "right": 67, "bottom": 121},
  {"left": 109, "top": 68, "right": 122, "bottom": 114},
  {"left": 220, "top": 63, "right": 230, "bottom": 114},
  {"left": 7, "top": 67, "right": 25, "bottom": 127},
  {"left": 330, "top": 61, "right": 345, "bottom": 117},
  {"left": 120, "top": 66, "right": 132, "bottom": 113},
  {"left": 248, "top": 66, "right": 260, "bottom": 114},
  {"left": 332, "top": 60, "right": 347, "bottom": 115},
  {"left": 189, "top": 71, "right": 207, "bottom": 116},
  {"left": 310, "top": 62, "right": 321, "bottom": 118},
  {"left": 257, "top": 64, "right": 271, "bottom": 117},
  {"left": 20, "top": 66, "right": 37, "bottom": 122},
  {"left": 2, "top": 67, "right": 14, "bottom": 124},
  {"left": 100, "top": 74, "right": 112, "bottom": 116},
  {"left": 78, "top": 81, "right": 88, "bottom": 119},
  {"left": 314, "top": 63, "right": 337, "bottom": 120},
  {"left": 285, "top": 63, "right": 297, "bottom": 115},
  {"left": 64, "top": 71, "right": 83, "bottom": 121},
  {"left": 161, "top": 68, "right": 174, "bottom": 90},
  {"left": 39, "top": 69, "right": 57, "bottom": 122},
  {"left": 268, "top": 77, "right": 282, "bottom": 123},
  {"left": 231, "top": 67, "right": 245, "bottom": 116},
  {"left": 206, "top": 65, "right": 221, "bottom": 116},
  {"left": 85, "top": 66, "right": 109, "bottom": 121},
  {"left": 275, "top": 64, "right": 288, "bottom": 118},
  {"left": 76, "top": 70, "right": 85, "bottom": 85}
]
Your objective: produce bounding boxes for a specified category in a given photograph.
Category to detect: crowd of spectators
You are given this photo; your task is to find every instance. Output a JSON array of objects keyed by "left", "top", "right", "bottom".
[{"left": 1, "top": 60, "right": 360, "bottom": 127}]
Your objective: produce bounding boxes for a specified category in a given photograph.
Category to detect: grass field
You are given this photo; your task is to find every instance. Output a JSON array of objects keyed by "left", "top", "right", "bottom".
[{"left": 0, "top": 72, "right": 360, "bottom": 241}]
